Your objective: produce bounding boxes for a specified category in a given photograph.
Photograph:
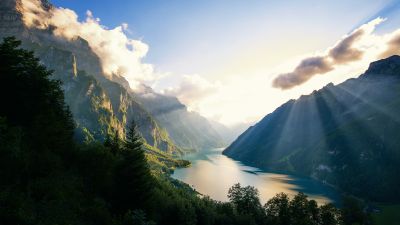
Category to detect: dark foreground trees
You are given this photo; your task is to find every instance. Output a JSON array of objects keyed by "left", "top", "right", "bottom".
[
  {"left": 114, "top": 121, "right": 155, "bottom": 212},
  {"left": 264, "top": 192, "right": 339, "bottom": 225},
  {"left": 0, "top": 37, "right": 370, "bottom": 225}
]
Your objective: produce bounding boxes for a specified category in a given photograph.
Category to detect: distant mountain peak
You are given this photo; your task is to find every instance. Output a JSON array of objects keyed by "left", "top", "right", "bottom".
[{"left": 363, "top": 55, "right": 400, "bottom": 77}]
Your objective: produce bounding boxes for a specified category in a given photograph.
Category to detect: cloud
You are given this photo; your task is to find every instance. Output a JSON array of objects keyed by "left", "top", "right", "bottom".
[
  {"left": 272, "top": 57, "right": 333, "bottom": 89},
  {"left": 162, "top": 75, "right": 220, "bottom": 111},
  {"left": 380, "top": 32, "right": 400, "bottom": 58},
  {"left": 19, "top": 0, "right": 155, "bottom": 89},
  {"left": 328, "top": 29, "right": 364, "bottom": 64},
  {"left": 273, "top": 18, "right": 384, "bottom": 90}
]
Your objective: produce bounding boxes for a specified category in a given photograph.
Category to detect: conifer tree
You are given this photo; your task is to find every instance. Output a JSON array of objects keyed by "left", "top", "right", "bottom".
[
  {"left": 114, "top": 120, "right": 154, "bottom": 212},
  {"left": 104, "top": 130, "right": 121, "bottom": 154}
]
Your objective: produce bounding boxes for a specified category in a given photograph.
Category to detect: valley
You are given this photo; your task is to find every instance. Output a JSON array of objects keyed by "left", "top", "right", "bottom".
[
  {"left": 1, "top": 0, "right": 399, "bottom": 224},
  {"left": 172, "top": 148, "right": 340, "bottom": 205}
]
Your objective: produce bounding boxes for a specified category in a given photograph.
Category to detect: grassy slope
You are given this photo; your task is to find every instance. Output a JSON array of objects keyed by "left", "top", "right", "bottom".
[{"left": 144, "top": 143, "right": 190, "bottom": 175}]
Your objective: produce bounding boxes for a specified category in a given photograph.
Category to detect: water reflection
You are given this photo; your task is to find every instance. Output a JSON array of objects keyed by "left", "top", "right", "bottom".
[{"left": 172, "top": 148, "right": 340, "bottom": 205}]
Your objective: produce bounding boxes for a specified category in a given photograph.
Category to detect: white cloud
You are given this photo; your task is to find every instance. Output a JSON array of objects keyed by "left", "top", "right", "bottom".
[
  {"left": 162, "top": 75, "right": 221, "bottom": 111},
  {"left": 19, "top": 0, "right": 155, "bottom": 89},
  {"left": 380, "top": 30, "right": 400, "bottom": 58}
]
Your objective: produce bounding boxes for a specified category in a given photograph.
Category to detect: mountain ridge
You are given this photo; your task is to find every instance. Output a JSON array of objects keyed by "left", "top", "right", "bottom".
[
  {"left": 223, "top": 55, "right": 400, "bottom": 202},
  {"left": 0, "top": 0, "right": 225, "bottom": 153},
  {"left": 363, "top": 55, "right": 400, "bottom": 77}
]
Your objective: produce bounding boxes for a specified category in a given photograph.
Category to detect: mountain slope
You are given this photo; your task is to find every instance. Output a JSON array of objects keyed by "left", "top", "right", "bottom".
[
  {"left": 0, "top": 30, "right": 180, "bottom": 154},
  {"left": 137, "top": 87, "right": 225, "bottom": 151},
  {"left": 0, "top": 0, "right": 224, "bottom": 153},
  {"left": 224, "top": 56, "right": 400, "bottom": 202}
]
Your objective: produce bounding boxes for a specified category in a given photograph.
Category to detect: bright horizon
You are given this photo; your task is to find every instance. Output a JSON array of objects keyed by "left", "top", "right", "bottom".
[{"left": 29, "top": 0, "right": 400, "bottom": 127}]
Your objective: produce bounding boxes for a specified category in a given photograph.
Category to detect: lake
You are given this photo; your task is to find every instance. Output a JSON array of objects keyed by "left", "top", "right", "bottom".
[{"left": 172, "top": 148, "right": 340, "bottom": 205}]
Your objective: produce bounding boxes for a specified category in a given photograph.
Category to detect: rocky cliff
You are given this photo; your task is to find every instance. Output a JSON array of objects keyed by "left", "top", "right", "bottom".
[
  {"left": 0, "top": 0, "right": 225, "bottom": 153},
  {"left": 0, "top": 0, "right": 179, "bottom": 153}
]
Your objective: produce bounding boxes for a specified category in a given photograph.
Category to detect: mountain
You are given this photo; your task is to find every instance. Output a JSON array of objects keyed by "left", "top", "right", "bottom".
[
  {"left": 210, "top": 121, "right": 250, "bottom": 144},
  {"left": 224, "top": 56, "right": 400, "bottom": 202},
  {"left": 137, "top": 87, "right": 225, "bottom": 150},
  {"left": 0, "top": 0, "right": 224, "bottom": 153}
]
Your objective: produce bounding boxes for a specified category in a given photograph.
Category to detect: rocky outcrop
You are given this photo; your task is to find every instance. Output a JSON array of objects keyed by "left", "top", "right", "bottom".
[
  {"left": 0, "top": 0, "right": 25, "bottom": 35},
  {"left": 363, "top": 55, "right": 400, "bottom": 77}
]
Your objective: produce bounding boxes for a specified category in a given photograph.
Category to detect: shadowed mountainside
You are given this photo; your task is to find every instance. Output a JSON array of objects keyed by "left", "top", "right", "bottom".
[{"left": 224, "top": 56, "right": 400, "bottom": 202}]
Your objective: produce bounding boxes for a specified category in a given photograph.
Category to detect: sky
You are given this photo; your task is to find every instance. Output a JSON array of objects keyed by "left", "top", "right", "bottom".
[{"left": 35, "top": 0, "right": 400, "bottom": 126}]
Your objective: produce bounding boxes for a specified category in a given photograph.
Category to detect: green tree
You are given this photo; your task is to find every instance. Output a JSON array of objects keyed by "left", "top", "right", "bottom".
[
  {"left": 289, "top": 193, "right": 316, "bottom": 225},
  {"left": 307, "top": 200, "right": 320, "bottom": 225},
  {"left": 0, "top": 37, "right": 78, "bottom": 224},
  {"left": 341, "top": 196, "right": 369, "bottom": 225},
  {"left": 122, "top": 210, "right": 155, "bottom": 225},
  {"left": 227, "top": 183, "right": 264, "bottom": 221},
  {"left": 320, "top": 204, "right": 340, "bottom": 225},
  {"left": 114, "top": 120, "right": 154, "bottom": 213},
  {"left": 104, "top": 130, "right": 122, "bottom": 155},
  {"left": 0, "top": 37, "right": 74, "bottom": 151},
  {"left": 264, "top": 192, "right": 290, "bottom": 225}
]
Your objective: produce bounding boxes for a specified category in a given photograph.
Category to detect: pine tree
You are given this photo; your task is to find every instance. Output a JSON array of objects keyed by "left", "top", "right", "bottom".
[
  {"left": 0, "top": 37, "right": 77, "bottom": 224},
  {"left": 0, "top": 37, "right": 74, "bottom": 154},
  {"left": 104, "top": 130, "right": 121, "bottom": 155},
  {"left": 114, "top": 120, "right": 154, "bottom": 213},
  {"left": 125, "top": 122, "right": 143, "bottom": 152}
]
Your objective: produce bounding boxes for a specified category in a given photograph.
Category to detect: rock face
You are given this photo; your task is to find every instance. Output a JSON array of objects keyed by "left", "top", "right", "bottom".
[
  {"left": 0, "top": 0, "right": 24, "bottom": 35},
  {"left": 0, "top": 0, "right": 224, "bottom": 153},
  {"left": 15, "top": 36, "right": 179, "bottom": 153},
  {"left": 224, "top": 55, "right": 400, "bottom": 202},
  {"left": 363, "top": 55, "right": 400, "bottom": 77}
]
